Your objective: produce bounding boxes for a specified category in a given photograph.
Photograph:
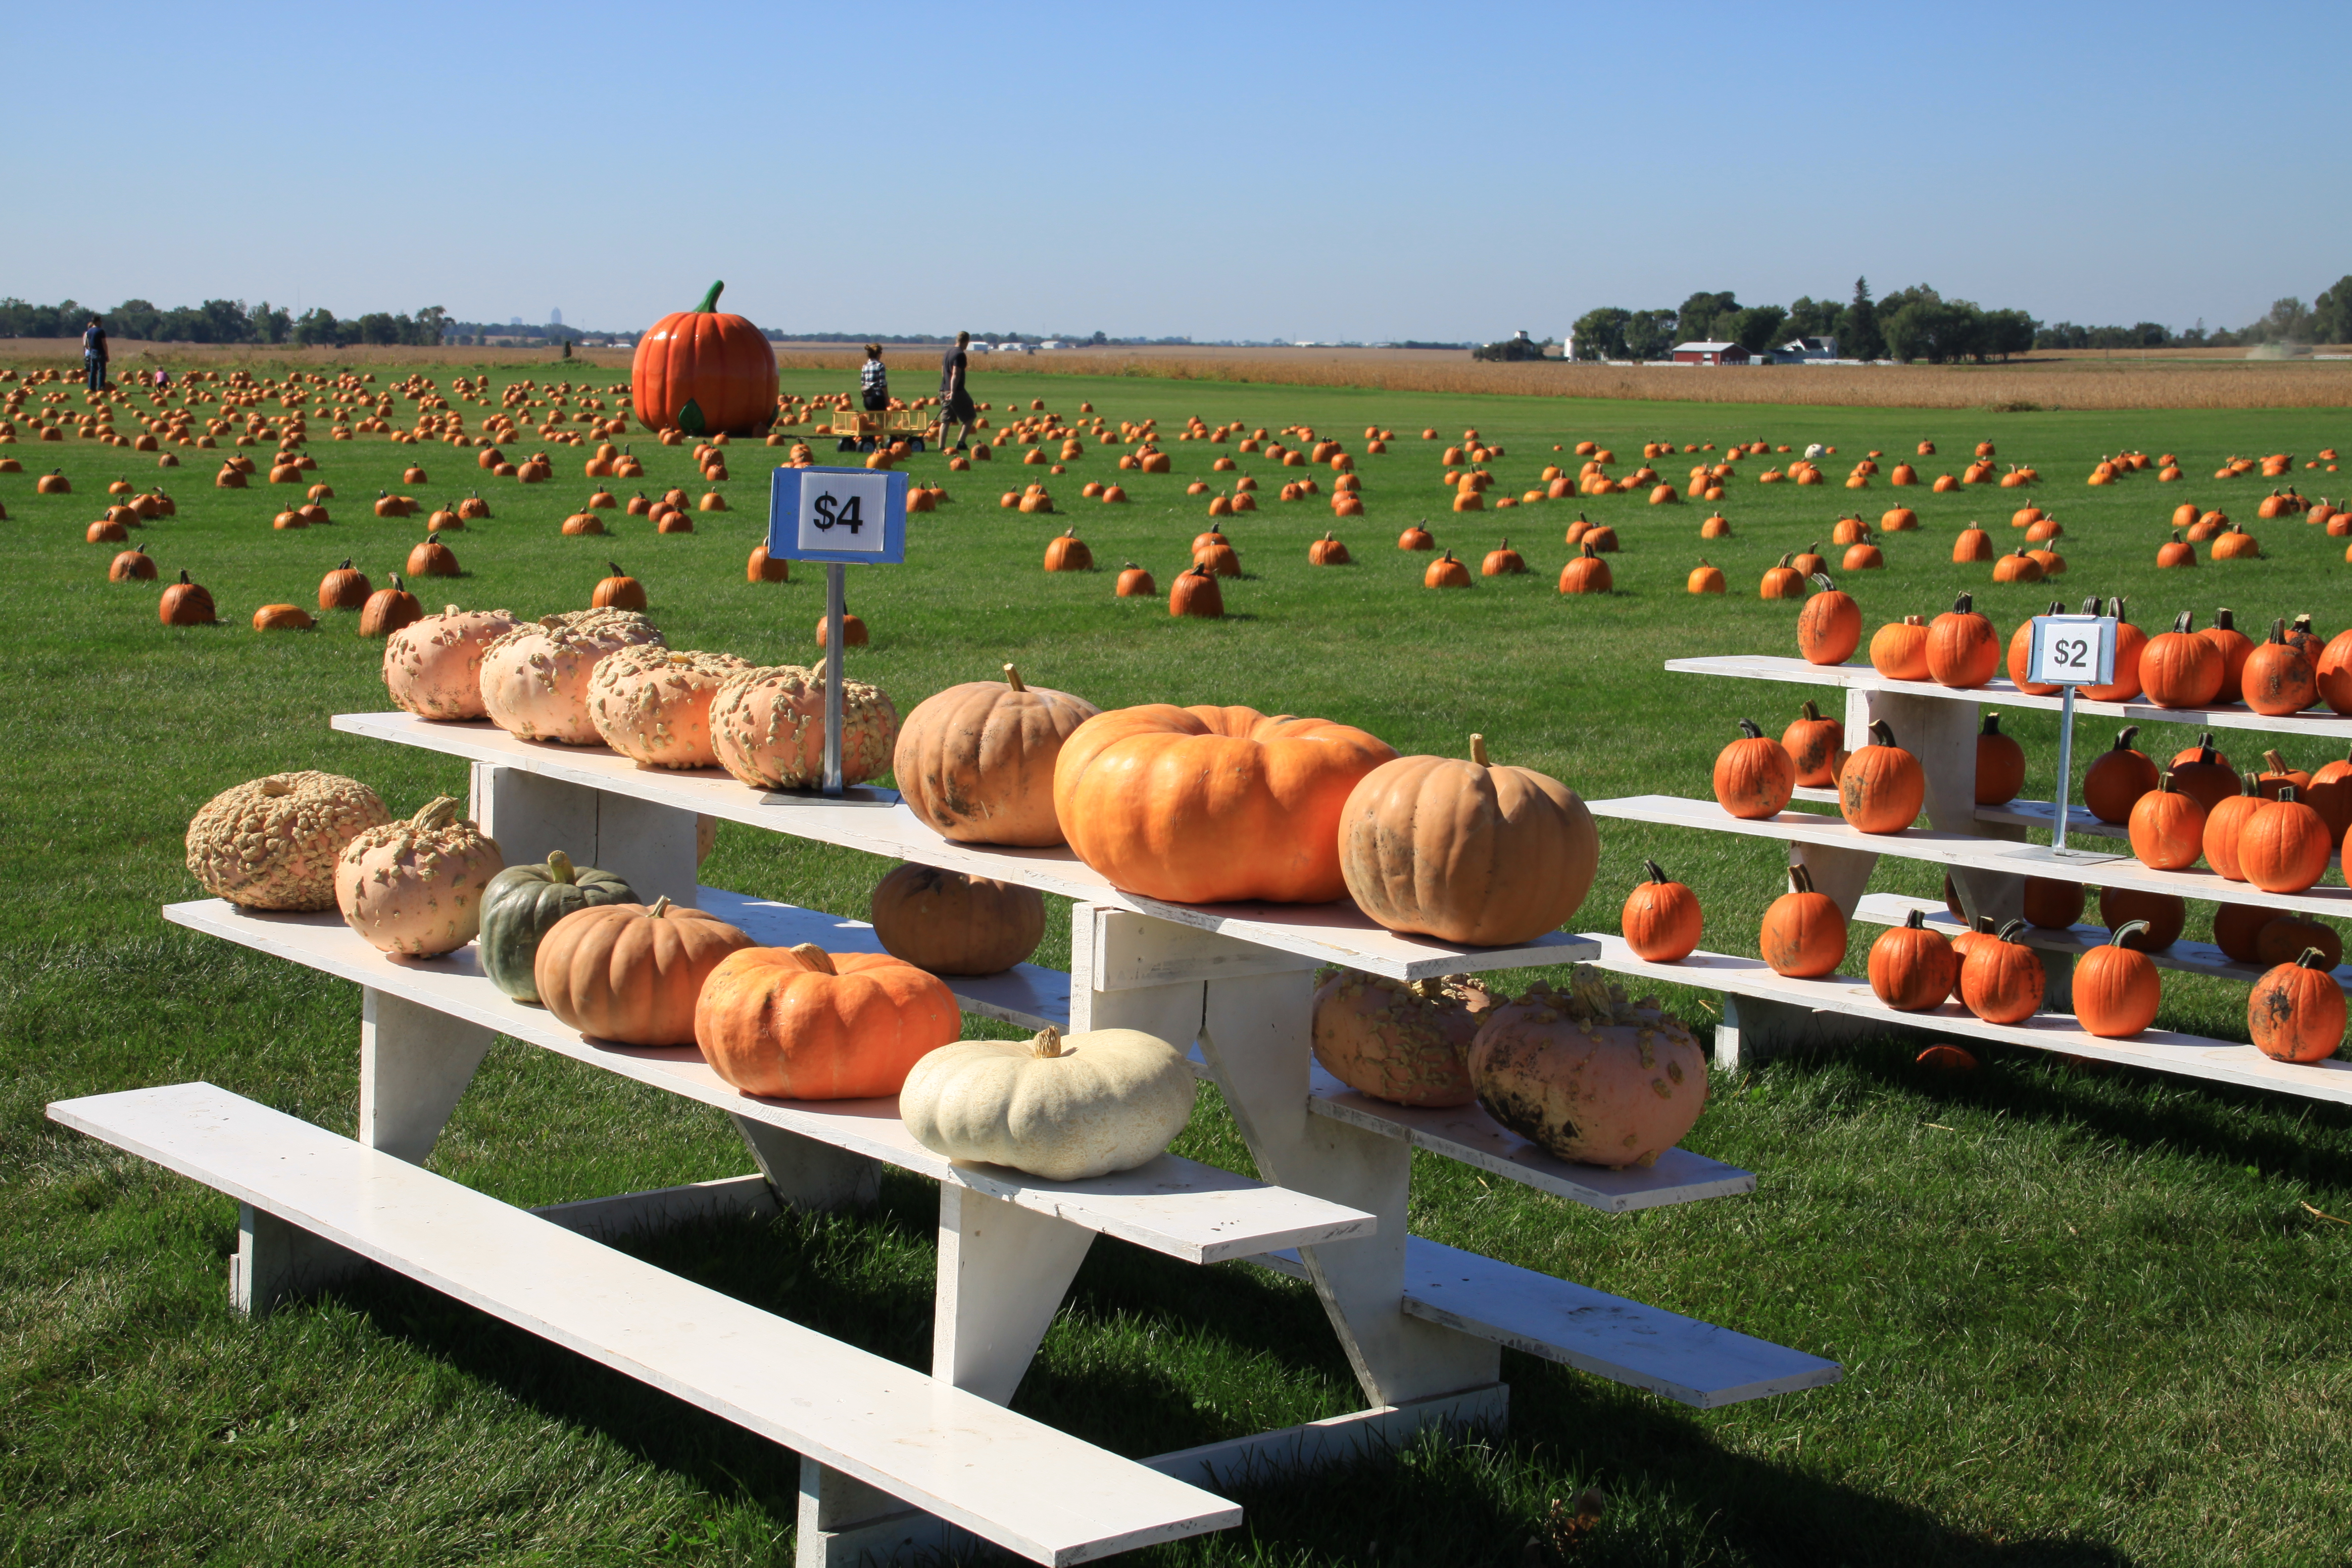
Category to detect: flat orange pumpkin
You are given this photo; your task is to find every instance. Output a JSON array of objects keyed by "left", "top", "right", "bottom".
[
  {"left": 1052, "top": 704, "right": 1396, "bottom": 904},
  {"left": 695, "top": 944, "right": 961, "bottom": 1099}
]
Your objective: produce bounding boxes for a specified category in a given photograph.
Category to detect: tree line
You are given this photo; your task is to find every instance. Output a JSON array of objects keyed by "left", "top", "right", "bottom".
[
  {"left": 0, "top": 296, "right": 451, "bottom": 348},
  {"left": 1573, "top": 276, "right": 2352, "bottom": 363}
]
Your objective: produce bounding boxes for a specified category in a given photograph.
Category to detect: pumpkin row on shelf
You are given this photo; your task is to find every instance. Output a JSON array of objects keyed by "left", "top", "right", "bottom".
[{"left": 1709, "top": 713, "right": 1923, "bottom": 835}]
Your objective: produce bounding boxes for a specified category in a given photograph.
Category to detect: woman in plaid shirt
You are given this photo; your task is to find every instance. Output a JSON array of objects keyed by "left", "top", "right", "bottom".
[{"left": 859, "top": 343, "right": 889, "bottom": 411}]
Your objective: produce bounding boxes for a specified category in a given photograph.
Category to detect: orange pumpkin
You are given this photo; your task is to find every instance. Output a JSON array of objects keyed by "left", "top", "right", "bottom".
[
  {"left": 1464, "top": 973, "right": 1709, "bottom": 1167},
  {"left": 2082, "top": 727, "right": 2157, "bottom": 824},
  {"left": 1867, "top": 908, "right": 1957, "bottom": 1012},
  {"left": 694, "top": 943, "right": 959, "bottom": 1098},
  {"left": 1337, "top": 735, "right": 1598, "bottom": 946},
  {"left": 868, "top": 864, "right": 1044, "bottom": 975},
  {"left": 1761, "top": 863, "right": 1845, "bottom": 977},
  {"left": 2075, "top": 923, "right": 2162, "bottom": 1038},
  {"left": 1796, "top": 573, "right": 1862, "bottom": 665},
  {"left": 2138, "top": 610, "right": 2223, "bottom": 708},
  {"left": 1925, "top": 593, "right": 2000, "bottom": 688},
  {"left": 1055, "top": 704, "right": 1396, "bottom": 906},
  {"left": 2202, "top": 773, "right": 2266, "bottom": 882},
  {"left": 893, "top": 665, "right": 1101, "bottom": 846},
  {"left": 533, "top": 896, "right": 756, "bottom": 1046},
  {"left": 1838, "top": 719, "right": 1924, "bottom": 834},
  {"left": 2007, "top": 599, "right": 2066, "bottom": 695},
  {"left": 1976, "top": 712, "right": 2025, "bottom": 805},
  {"left": 1621, "top": 860, "right": 1702, "bottom": 961},
  {"left": 2247, "top": 948, "right": 2346, "bottom": 1063},
  {"left": 2242, "top": 618, "right": 2317, "bottom": 716},
  {"left": 1868, "top": 615, "right": 1930, "bottom": 681},
  {"left": 1960, "top": 919, "right": 2044, "bottom": 1023},
  {"left": 2254, "top": 915, "right": 2343, "bottom": 970},
  {"left": 2238, "top": 786, "right": 2333, "bottom": 894},
  {"left": 1783, "top": 700, "right": 1845, "bottom": 787},
  {"left": 2198, "top": 609, "right": 2256, "bottom": 698},
  {"left": 2102, "top": 888, "right": 2185, "bottom": 953},
  {"left": 2127, "top": 774, "right": 2206, "bottom": 870},
  {"left": 1713, "top": 718, "right": 1796, "bottom": 819},
  {"left": 630, "top": 281, "right": 778, "bottom": 437}
]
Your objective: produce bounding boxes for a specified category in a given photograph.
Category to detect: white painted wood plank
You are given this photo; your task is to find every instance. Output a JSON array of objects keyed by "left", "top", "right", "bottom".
[
  {"left": 1852, "top": 893, "right": 2352, "bottom": 991},
  {"left": 530, "top": 1173, "right": 779, "bottom": 1239},
  {"left": 1143, "top": 1386, "right": 1508, "bottom": 1492},
  {"left": 331, "top": 713, "right": 1598, "bottom": 981},
  {"left": 1244, "top": 1237, "right": 1839, "bottom": 1409},
  {"left": 1973, "top": 798, "right": 2130, "bottom": 842},
  {"left": 1586, "top": 794, "right": 2352, "bottom": 920},
  {"left": 48, "top": 1083, "right": 1238, "bottom": 1566},
  {"left": 1665, "top": 654, "right": 2352, "bottom": 739},
  {"left": 1306, "top": 1065, "right": 1755, "bottom": 1213},
  {"left": 1574, "top": 932, "right": 2352, "bottom": 1103},
  {"left": 160, "top": 899, "right": 1374, "bottom": 1264}
]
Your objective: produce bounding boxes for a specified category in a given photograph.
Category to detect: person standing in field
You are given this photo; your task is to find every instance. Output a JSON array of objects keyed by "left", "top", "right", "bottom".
[
  {"left": 859, "top": 343, "right": 889, "bottom": 412},
  {"left": 937, "top": 331, "right": 976, "bottom": 451},
  {"left": 82, "top": 315, "right": 108, "bottom": 393}
]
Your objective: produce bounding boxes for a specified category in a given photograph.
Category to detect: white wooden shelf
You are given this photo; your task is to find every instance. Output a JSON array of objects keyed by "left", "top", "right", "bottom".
[
  {"left": 1306, "top": 1064, "right": 1754, "bottom": 1214},
  {"left": 1851, "top": 893, "right": 2352, "bottom": 991},
  {"left": 1245, "top": 1236, "right": 1838, "bottom": 1409},
  {"left": 1586, "top": 794, "right": 2352, "bottom": 919},
  {"left": 334, "top": 713, "right": 1599, "bottom": 983},
  {"left": 160, "top": 896, "right": 1372, "bottom": 1265},
  {"left": 1666, "top": 654, "right": 2352, "bottom": 739},
  {"left": 1574, "top": 933, "right": 2352, "bottom": 1103}
]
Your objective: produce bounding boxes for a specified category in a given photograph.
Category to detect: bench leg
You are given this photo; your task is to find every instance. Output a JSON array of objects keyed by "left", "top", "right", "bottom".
[
  {"left": 795, "top": 1458, "right": 953, "bottom": 1568},
  {"left": 360, "top": 987, "right": 495, "bottom": 1164},
  {"left": 1716, "top": 993, "right": 1939, "bottom": 1072},
  {"left": 733, "top": 1117, "right": 882, "bottom": 1212},
  {"left": 469, "top": 763, "right": 701, "bottom": 909},
  {"left": 1201, "top": 971, "right": 1501, "bottom": 1410},
  {"left": 932, "top": 1185, "right": 1094, "bottom": 1406},
  {"left": 231, "top": 1205, "right": 361, "bottom": 1317}
]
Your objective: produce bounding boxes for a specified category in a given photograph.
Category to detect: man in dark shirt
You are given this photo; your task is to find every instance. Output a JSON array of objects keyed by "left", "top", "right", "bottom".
[
  {"left": 938, "top": 331, "right": 976, "bottom": 451},
  {"left": 82, "top": 316, "right": 108, "bottom": 392}
]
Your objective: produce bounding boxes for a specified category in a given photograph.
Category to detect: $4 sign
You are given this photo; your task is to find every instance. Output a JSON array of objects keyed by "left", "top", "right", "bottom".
[{"left": 811, "top": 491, "right": 864, "bottom": 533}]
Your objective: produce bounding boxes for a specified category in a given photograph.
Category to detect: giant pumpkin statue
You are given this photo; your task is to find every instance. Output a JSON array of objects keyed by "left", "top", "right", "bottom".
[{"left": 632, "top": 281, "right": 777, "bottom": 437}]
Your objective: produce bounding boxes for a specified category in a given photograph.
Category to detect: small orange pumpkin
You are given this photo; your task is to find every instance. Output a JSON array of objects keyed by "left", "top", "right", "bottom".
[
  {"left": 1761, "top": 863, "right": 1845, "bottom": 977},
  {"left": 1796, "top": 573, "right": 1862, "bottom": 664},
  {"left": 1838, "top": 719, "right": 1924, "bottom": 834},
  {"left": 2247, "top": 948, "right": 2346, "bottom": 1063},
  {"left": 2075, "top": 923, "right": 2162, "bottom": 1038},
  {"left": 1867, "top": 908, "right": 1957, "bottom": 1012},
  {"left": 1713, "top": 718, "right": 1796, "bottom": 820},
  {"left": 2082, "top": 727, "right": 2157, "bottom": 824},
  {"left": 1621, "top": 860, "right": 1702, "bottom": 962},
  {"left": 1960, "top": 919, "right": 2044, "bottom": 1024},
  {"left": 1976, "top": 711, "right": 2025, "bottom": 805}
]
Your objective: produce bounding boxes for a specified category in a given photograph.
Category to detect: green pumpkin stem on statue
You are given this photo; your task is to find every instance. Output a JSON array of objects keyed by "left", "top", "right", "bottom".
[
  {"left": 545, "top": 849, "right": 575, "bottom": 885},
  {"left": 678, "top": 398, "right": 705, "bottom": 436},
  {"left": 692, "top": 281, "right": 725, "bottom": 313}
]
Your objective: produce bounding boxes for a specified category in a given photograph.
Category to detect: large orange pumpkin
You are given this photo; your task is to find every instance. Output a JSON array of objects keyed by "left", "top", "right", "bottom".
[
  {"left": 1713, "top": 718, "right": 1796, "bottom": 819},
  {"left": 631, "top": 281, "right": 778, "bottom": 437},
  {"left": 892, "top": 664, "right": 1101, "bottom": 845},
  {"left": 694, "top": 943, "right": 961, "bottom": 1099},
  {"left": 2238, "top": 787, "right": 2333, "bottom": 894},
  {"left": 2248, "top": 948, "right": 2346, "bottom": 1063},
  {"left": 2140, "top": 610, "right": 2225, "bottom": 708},
  {"left": 1782, "top": 700, "right": 1845, "bottom": 787},
  {"left": 1336, "top": 735, "right": 1598, "bottom": 945},
  {"left": 1054, "top": 704, "right": 1396, "bottom": 905},
  {"left": 533, "top": 896, "right": 757, "bottom": 1046},
  {"left": 2202, "top": 773, "right": 2265, "bottom": 882},
  {"left": 2101, "top": 887, "right": 2185, "bottom": 951},
  {"left": 2127, "top": 773, "right": 2206, "bottom": 870}
]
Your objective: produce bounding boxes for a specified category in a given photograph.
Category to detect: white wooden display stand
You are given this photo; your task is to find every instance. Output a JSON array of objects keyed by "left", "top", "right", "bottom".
[
  {"left": 1581, "top": 654, "right": 2352, "bottom": 1092},
  {"left": 122, "top": 710, "right": 1842, "bottom": 1564}
]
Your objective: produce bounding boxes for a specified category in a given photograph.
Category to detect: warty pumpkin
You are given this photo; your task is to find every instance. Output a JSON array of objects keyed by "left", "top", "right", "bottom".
[
  {"left": 186, "top": 771, "right": 391, "bottom": 911},
  {"left": 334, "top": 795, "right": 506, "bottom": 957},
  {"left": 479, "top": 609, "right": 667, "bottom": 743},
  {"left": 1867, "top": 908, "right": 1958, "bottom": 1012},
  {"left": 868, "top": 863, "right": 1044, "bottom": 975},
  {"left": 1838, "top": 719, "right": 1924, "bottom": 834},
  {"left": 588, "top": 646, "right": 752, "bottom": 768},
  {"left": 535, "top": 895, "right": 756, "bottom": 1045},
  {"left": 2075, "top": 922, "right": 2162, "bottom": 1038},
  {"left": 2082, "top": 726, "right": 2157, "bottom": 824},
  {"left": 477, "top": 850, "right": 637, "bottom": 1003},
  {"left": 694, "top": 942, "right": 960, "bottom": 1098},
  {"left": 1796, "top": 573, "right": 1862, "bottom": 665},
  {"left": 2248, "top": 948, "right": 2346, "bottom": 1063},
  {"left": 1960, "top": 919, "right": 2044, "bottom": 1024},
  {"left": 1621, "top": 860, "right": 1701, "bottom": 962},
  {"left": 899, "top": 1024, "right": 1196, "bottom": 1180},
  {"left": 1310, "top": 970, "right": 1490, "bottom": 1106},
  {"left": 1976, "top": 711, "right": 2025, "bottom": 805},
  {"left": 1761, "top": 862, "right": 1845, "bottom": 977},
  {"left": 1336, "top": 733, "right": 1598, "bottom": 945},
  {"left": 708, "top": 664, "right": 898, "bottom": 789},
  {"left": 383, "top": 605, "right": 520, "bottom": 721},
  {"left": 1465, "top": 970, "right": 1709, "bottom": 1168}
]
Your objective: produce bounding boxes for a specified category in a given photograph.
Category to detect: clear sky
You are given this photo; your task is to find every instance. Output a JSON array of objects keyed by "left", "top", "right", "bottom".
[{"left": 10, "top": 0, "right": 2342, "bottom": 343}]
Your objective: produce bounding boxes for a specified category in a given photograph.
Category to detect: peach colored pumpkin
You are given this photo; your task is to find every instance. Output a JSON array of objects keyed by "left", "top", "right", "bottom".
[
  {"left": 707, "top": 665, "right": 899, "bottom": 790},
  {"left": 186, "top": 771, "right": 391, "bottom": 911},
  {"left": 333, "top": 795, "right": 505, "bottom": 956},
  {"left": 383, "top": 605, "right": 521, "bottom": 720},
  {"left": 1311, "top": 969, "right": 1492, "bottom": 1107},
  {"left": 478, "top": 609, "right": 666, "bottom": 743},
  {"left": 587, "top": 645, "right": 753, "bottom": 768},
  {"left": 1466, "top": 970, "right": 1709, "bottom": 1168},
  {"left": 892, "top": 664, "right": 1102, "bottom": 846}
]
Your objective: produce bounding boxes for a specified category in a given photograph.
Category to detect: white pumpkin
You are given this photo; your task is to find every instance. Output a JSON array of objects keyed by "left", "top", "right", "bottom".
[{"left": 898, "top": 1026, "right": 1195, "bottom": 1180}]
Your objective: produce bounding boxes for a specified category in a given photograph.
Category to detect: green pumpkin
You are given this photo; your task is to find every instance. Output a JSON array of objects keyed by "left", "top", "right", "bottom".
[{"left": 479, "top": 850, "right": 636, "bottom": 1002}]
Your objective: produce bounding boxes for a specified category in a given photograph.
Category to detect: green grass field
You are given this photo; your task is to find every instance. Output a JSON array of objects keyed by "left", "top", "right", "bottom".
[{"left": 6, "top": 361, "right": 2352, "bottom": 1566}]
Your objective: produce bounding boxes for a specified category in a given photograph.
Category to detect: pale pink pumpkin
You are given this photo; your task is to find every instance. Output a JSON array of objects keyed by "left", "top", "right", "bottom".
[
  {"left": 383, "top": 605, "right": 520, "bottom": 720},
  {"left": 707, "top": 665, "right": 899, "bottom": 789},
  {"left": 587, "top": 646, "right": 753, "bottom": 768},
  {"left": 1466, "top": 969, "right": 1709, "bottom": 1168},
  {"left": 334, "top": 795, "right": 505, "bottom": 955},
  {"left": 478, "top": 609, "right": 665, "bottom": 743}
]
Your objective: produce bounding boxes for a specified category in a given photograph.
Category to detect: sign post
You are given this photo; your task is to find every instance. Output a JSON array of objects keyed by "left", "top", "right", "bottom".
[
  {"left": 767, "top": 465, "right": 907, "bottom": 798},
  {"left": 2021, "top": 610, "right": 2124, "bottom": 863}
]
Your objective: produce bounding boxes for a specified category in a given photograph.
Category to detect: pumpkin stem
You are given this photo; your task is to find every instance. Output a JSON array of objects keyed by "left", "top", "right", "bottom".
[
  {"left": 645, "top": 894, "right": 674, "bottom": 918},
  {"left": 1738, "top": 717, "right": 1765, "bottom": 739},
  {"left": 2265, "top": 749, "right": 2291, "bottom": 774},
  {"left": 1905, "top": 908, "right": 1928, "bottom": 929},
  {"left": 1868, "top": 718, "right": 1897, "bottom": 748},
  {"left": 1996, "top": 918, "right": 2028, "bottom": 942},
  {"left": 1643, "top": 859, "right": 1669, "bottom": 884},
  {"left": 1469, "top": 734, "right": 1491, "bottom": 767},
  {"left": 2215, "top": 607, "right": 2236, "bottom": 631},
  {"left": 786, "top": 941, "right": 835, "bottom": 973},
  {"left": 1029, "top": 1026, "right": 1066, "bottom": 1059},
  {"left": 1974, "top": 914, "right": 1997, "bottom": 933},
  {"left": 693, "top": 281, "right": 726, "bottom": 313},
  {"left": 1953, "top": 592, "right": 1974, "bottom": 613},
  {"left": 2240, "top": 771, "right": 2260, "bottom": 796},
  {"left": 1982, "top": 711, "right": 2003, "bottom": 736},
  {"left": 2280, "top": 784, "right": 2300, "bottom": 802},
  {"left": 2156, "top": 771, "right": 2177, "bottom": 794},
  {"left": 2112, "top": 725, "right": 2140, "bottom": 753},
  {"left": 2297, "top": 948, "right": 2332, "bottom": 970},
  {"left": 1808, "top": 571, "right": 1837, "bottom": 592},
  {"left": 2268, "top": 617, "right": 2289, "bottom": 645},
  {"left": 410, "top": 795, "right": 461, "bottom": 831},
  {"left": 2108, "top": 920, "right": 2151, "bottom": 947},
  {"left": 2173, "top": 608, "right": 2195, "bottom": 633},
  {"left": 1799, "top": 699, "right": 1822, "bottom": 722},
  {"left": 2079, "top": 594, "right": 2102, "bottom": 615},
  {"left": 1787, "top": 862, "right": 1815, "bottom": 894},
  {"left": 1003, "top": 663, "right": 1027, "bottom": 692}
]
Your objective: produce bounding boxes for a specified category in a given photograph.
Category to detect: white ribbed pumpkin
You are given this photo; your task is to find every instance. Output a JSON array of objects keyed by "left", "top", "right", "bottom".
[{"left": 898, "top": 1026, "right": 1194, "bottom": 1180}]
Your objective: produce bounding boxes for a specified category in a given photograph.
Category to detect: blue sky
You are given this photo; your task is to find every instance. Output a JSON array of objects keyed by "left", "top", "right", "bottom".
[{"left": 11, "top": 0, "right": 2342, "bottom": 342}]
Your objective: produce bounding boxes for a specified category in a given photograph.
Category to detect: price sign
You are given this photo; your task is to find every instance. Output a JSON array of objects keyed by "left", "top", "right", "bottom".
[
  {"left": 2027, "top": 614, "right": 2116, "bottom": 687},
  {"left": 767, "top": 466, "right": 908, "bottom": 564}
]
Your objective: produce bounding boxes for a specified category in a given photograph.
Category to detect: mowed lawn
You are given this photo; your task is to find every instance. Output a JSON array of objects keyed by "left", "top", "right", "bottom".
[{"left": 6, "top": 359, "right": 2352, "bottom": 1567}]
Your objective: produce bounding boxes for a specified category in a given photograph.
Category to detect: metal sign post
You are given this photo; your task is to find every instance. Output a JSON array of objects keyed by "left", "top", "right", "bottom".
[
  {"left": 767, "top": 465, "right": 908, "bottom": 800},
  {"left": 2017, "top": 611, "right": 2125, "bottom": 865}
]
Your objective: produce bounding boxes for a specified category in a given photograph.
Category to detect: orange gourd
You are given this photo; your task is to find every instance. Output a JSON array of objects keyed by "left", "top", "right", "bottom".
[
  {"left": 1960, "top": 919, "right": 2044, "bottom": 1024},
  {"left": 1796, "top": 573, "right": 1862, "bottom": 665},
  {"left": 1868, "top": 615, "right": 1930, "bottom": 681},
  {"left": 1925, "top": 592, "right": 2000, "bottom": 688},
  {"left": 1976, "top": 711, "right": 2025, "bottom": 805},
  {"left": 2127, "top": 774, "right": 2206, "bottom": 870},
  {"left": 2238, "top": 786, "right": 2333, "bottom": 894},
  {"left": 2075, "top": 923, "right": 2162, "bottom": 1038},
  {"left": 2139, "top": 609, "right": 2225, "bottom": 708},
  {"left": 2248, "top": 948, "right": 2346, "bottom": 1063},
  {"left": 1838, "top": 719, "right": 1924, "bottom": 834},
  {"left": 2202, "top": 773, "right": 2266, "bottom": 882},
  {"left": 1782, "top": 700, "right": 1844, "bottom": 787},
  {"left": 694, "top": 943, "right": 962, "bottom": 1098},
  {"left": 2243, "top": 618, "right": 2317, "bottom": 716},
  {"left": 1713, "top": 718, "right": 1796, "bottom": 819},
  {"left": 1621, "top": 859, "right": 1702, "bottom": 962},
  {"left": 1761, "top": 863, "right": 1845, "bottom": 978},
  {"left": 2082, "top": 727, "right": 2158, "bottom": 824},
  {"left": 1868, "top": 908, "right": 1957, "bottom": 1012}
]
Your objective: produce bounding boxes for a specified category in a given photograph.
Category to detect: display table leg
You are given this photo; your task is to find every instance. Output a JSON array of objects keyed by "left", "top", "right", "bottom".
[
  {"left": 469, "top": 763, "right": 700, "bottom": 908},
  {"left": 1849, "top": 689, "right": 2023, "bottom": 928},
  {"left": 795, "top": 1457, "right": 951, "bottom": 1568},
  {"left": 1715, "top": 993, "right": 1935, "bottom": 1073},
  {"left": 731, "top": 1117, "right": 881, "bottom": 1212},
  {"left": 360, "top": 986, "right": 494, "bottom": 1164},
  {"left": 231, "top": 1204, "right": 361, "bottom": 1317},
  {"left": 931, "top": 1185, "right": 1095, "bottom": 1405}
]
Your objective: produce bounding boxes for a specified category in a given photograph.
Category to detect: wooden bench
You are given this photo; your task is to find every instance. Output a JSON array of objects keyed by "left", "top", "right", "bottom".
[{"left": 48, "top": 1081, "right": 1240, "bottom": 1568}]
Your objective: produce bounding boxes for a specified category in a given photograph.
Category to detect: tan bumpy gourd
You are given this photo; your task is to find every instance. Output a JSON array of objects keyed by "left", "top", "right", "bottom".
[
  {"left": 587, "top": 646, "right": 754, "bottom": 768},
  {"left": 383, "top": 605, "right": 521, "bottom": 720},
  {"left": 186, "top": 771, "right": 392, "bottom": 910},
  {"left": 707, "top": 665, "right": 899, "bottom": 789},
  {"left": 478, "top": 609, "right": 666, "bottom": 743},
  {"left": 1310, "top": 969, "right": 1491, "bottom": 1107},
  {"left": 1466, "top": 968, "right": 1709, "bottom": 1169},
  {"left": 334, "top": 795, "right": 505, "bottom": 956}
]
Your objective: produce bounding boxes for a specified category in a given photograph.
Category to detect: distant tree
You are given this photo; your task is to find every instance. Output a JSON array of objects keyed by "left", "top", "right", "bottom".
[
  {"left": 355, "top": 312, "right": 403, "bottom": 345},
  {"left": 1672, "top": 291, "right": 1738, "bottom": 344},
  {"left": 1837, "top": 278, "right": 1884, "bottom": 361},
  {"left": 248, "top": 300, "right": 292, "bottom": 344},
  {"left": 292, "top": 308, "right": 340, "bottom": 346},
  {"left": 1982, "top": 308, "right": 2037, "bottom": 360},
  {"left": 1729, "top": 305, "right": 1788, "bottom": 354},
  {"left": 1571, "top": 307, "right": 1630, "bottom": 360},
  {"left": 414, "top": 306, "right": 448, "bottom": 346},
  {"left": 196, "top": 299, "right": 252, "bottom": 343},
  {"left": 1623, "top": 309, "right": 1679, "bottom": 361},
  {"left": 1784, "top": 295, "right": 1841, "bottom": 340},
  {"left": 2252, "top": 297, "right": 2312, "bottom": 344},
  {"left": 2315, "top": 277, "right": 2352, "bottom": 346}
]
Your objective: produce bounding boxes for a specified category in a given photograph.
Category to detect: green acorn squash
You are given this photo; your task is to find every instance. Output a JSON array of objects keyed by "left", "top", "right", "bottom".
[{"left": 479, "top": 850, "right": 636, "bottom": 1002}]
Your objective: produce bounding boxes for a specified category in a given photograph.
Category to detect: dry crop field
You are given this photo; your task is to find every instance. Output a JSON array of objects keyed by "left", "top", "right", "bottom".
[{"left": 5, "top": 354, "right": 2352, "bottom": 1566}]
